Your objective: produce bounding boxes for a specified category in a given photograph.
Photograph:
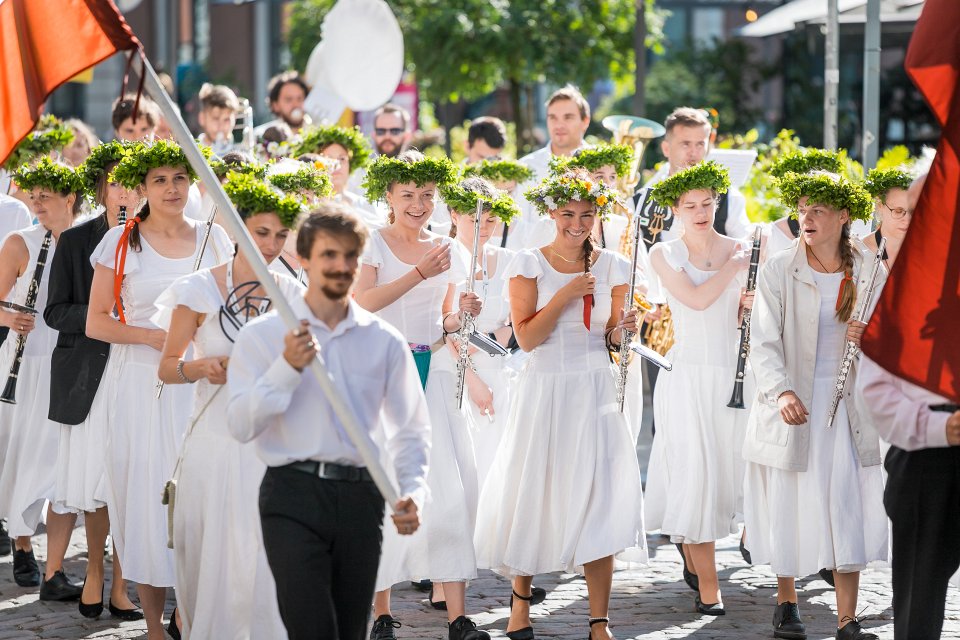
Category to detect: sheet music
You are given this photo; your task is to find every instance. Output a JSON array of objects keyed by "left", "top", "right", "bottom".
[{"left": 706, "top": 149, "right": 757, "bottom": 188}]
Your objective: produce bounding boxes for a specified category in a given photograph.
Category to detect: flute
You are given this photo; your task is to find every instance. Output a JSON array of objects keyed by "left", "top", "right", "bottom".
[
  {"left": 826, "top": 237, "right": 887, "bottom": 427},
  {"left": 616, "top": 189, "right": 653, "bottom": 413},
  {"left": 455, "top": 200, "right": 484, "bottom": 410},
  {"left": 727, "top": 226, "right": 762, "bottom": 409}
]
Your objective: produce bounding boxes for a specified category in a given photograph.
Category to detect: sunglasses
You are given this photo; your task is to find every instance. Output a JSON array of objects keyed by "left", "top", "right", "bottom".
[{"left": 374, "top": 127, "right": 405, "bottom": 136}]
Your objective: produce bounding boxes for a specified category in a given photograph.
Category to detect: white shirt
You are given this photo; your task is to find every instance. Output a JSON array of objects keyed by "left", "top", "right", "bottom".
[
  {"left": 858, "top": 355, "right": 952, "bottom": 451},
  {"left": 227, "top": 296, "right": 431, "bottom": 506},
  {"left": 0, "top": 193, "right": 34, "bottom": 241}
]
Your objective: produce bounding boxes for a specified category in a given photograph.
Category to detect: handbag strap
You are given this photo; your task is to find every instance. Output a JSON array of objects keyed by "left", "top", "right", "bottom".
[{"left": 169, "top": 385, "right": 224, "bottom": 482}]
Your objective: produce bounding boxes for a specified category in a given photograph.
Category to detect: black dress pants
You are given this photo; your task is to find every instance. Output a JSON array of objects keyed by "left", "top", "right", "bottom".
[
  {"left": 883, "top": 445, "right": 960, "bottom": 640},
  {"left": 260, "top": 466, "right": 385, "bottom": 640}
]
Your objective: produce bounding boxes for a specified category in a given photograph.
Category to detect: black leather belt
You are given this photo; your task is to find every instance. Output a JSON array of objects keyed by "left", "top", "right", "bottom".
[
  {"left": 930, "top": 404, "right": 960, "bottom": 413},
  {"left": 283, "top": 460, "right": 373, "bottom": 482}
]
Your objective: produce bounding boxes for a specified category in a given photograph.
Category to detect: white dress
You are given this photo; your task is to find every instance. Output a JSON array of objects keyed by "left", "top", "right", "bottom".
[
  {"left": 91, "top": 220, "right": 232, "bottom": 587},
  {"left": 0, "top": 225, "right": 63, "bottom": 537},
  {"left": 743, "top": 270, "right": 888, "bottom": 577},
  {"left": 154, "top": 269, "right": 297, "bottom": 640},
  {"left": 475, "top": 249, "right": 646, "bottom": 577},
  {"left": 450, "top": 242, "right": 517, "bottom": 491},
  {"left": 764, "top": 219, "right": 797, "bottom": 258},
  {"left": 54, "top": 368, "right": 112, "bottom": 514},
  {"left": 363, "top": 229, "right": 480, "bottom": 589},
  {"left": 644, "top": 240, "right": 751, "bottom": 544}
]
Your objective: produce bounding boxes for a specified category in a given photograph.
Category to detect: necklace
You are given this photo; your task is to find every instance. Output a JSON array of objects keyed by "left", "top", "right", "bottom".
[
  {"left": 685, "top": 235, "right": 717, "bottom": 268},
  {"left": 807, "top": 247, "right": 842, "bottom": 273},
  {"left": 549, "top": 246, "right": 583, "bottom": 264}
]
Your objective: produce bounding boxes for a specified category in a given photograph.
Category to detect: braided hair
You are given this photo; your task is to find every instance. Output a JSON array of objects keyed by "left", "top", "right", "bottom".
[{"left": 835, "top": 222, "right": 857, "bottom": 323}]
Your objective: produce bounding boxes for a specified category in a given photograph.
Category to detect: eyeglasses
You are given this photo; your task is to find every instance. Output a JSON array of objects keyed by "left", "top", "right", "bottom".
[
  {"left": 374, "top": 127, "right": 405, "bottom": 136},
  {"left": 885, "top": 205, "right": 911, "bottom": 219}
]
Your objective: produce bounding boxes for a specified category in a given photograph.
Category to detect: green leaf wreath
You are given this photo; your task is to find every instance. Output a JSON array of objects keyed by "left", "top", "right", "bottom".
[
  {"left": 223, "top": 172, "right": 304, "bottom": 229},
  {"left": 267, "top": 165, "right": 333, "bottom": 198},
  {"left": 109, "top": 139, "right": 212, "bottom": 190},
  {"left": 769, "top": 148, "right": 843, "bottom": 179},
  {"left": 440, "top": 182, "right": 520, "bottom": 224},
  {"left": 78, "top": 140, "right": 135, "bottom": 197},
  {"left": 362, "top": 155, "right": 459, "bottom": 203},
  {"left": 13, "top": 156, "right": 84, "bottom": 194},
  {"left": 548, "top": 143, "right": 634, "bottom": 178},
  {"left": 651, "top": 160, "right": 730, "bottom": 208},
  {"left": 523, "top": 167, "right": 616, "bottom": 219},
  {"left": 291, "top": 124, "right": 372, "bottom": 171},
  {"left": 210, "top": 159, "right": 268, "bottom": 180},
  {"left": 776, "top": 171, "right": 874, "bottom": 222},
  {"left": 864, "top": 168, "right": 913, "bottom": 201},
  {"left": 3, "top": 114, "right": 76, "bottom": 172},
  {"left": 463, "top": 159, "right": 533, "bottom": 184}
]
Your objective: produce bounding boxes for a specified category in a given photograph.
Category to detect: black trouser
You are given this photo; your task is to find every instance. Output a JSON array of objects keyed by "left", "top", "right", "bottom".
[
  {"left": 883, "top": 445, "right": 960, "bottom": 640},
  {"left": 259, "top": 466, "right": 385, "bottom": 640}
]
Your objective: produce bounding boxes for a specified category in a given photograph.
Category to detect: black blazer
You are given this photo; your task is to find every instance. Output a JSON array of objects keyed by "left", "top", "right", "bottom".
[{"left": 43, "top": 215, "right": 110, "bottom": 425}]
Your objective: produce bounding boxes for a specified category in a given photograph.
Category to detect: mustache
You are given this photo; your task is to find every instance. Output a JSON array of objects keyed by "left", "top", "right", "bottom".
[{"left": 322, "top": 272, "right": 354, "bottom": 280}]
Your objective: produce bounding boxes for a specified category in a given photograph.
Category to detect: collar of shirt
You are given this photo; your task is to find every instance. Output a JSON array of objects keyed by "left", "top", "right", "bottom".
[{"left": 291, "top": 295, "right": 376, "bottom": 338}]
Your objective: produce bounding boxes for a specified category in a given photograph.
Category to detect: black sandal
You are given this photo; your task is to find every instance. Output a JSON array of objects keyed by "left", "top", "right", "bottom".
[
  {"left": 587, "top": 616, "right": 610, "bottom": 639},
  {"left": 506, "top": 590, "right": 535, "bottom": 640},
  {"left": 675, "top": 542, "right": 700, "bottom": 593}
]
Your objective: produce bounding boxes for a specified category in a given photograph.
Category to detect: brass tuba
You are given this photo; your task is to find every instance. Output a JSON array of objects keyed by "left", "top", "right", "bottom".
[{"left": 601, "top": 115, "right": 665, "bottom": 257}]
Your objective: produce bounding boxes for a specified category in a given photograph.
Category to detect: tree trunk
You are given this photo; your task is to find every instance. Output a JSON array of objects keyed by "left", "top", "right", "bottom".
[
  {"left": 633, "top": 0, "right": 647, "bottom": 116},
  {"left": 509, "top": 78, "right": 527, "bottom": 157},
  {"left": 524, "top": 83, "right": 537, "bottom": 154}
]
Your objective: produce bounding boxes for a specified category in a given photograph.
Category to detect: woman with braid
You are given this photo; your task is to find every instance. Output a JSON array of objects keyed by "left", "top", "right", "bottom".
[
  {"left": 475, "top": 167, "right": 645, "bottom": 640},
  {"left": 742, "top": 171, "right": 886, "bottom": 640}
]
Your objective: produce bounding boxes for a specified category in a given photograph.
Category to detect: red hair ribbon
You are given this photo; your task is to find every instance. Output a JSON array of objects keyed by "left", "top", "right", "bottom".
[
  {"left": 583, "top": 294, "right": 593, "bottom": 330},
  {"left": 113, "top": 216, "right": 141, "bottom": 324},
  {"left": 836, "top": 271, "right": 853, "bottom": 312}
]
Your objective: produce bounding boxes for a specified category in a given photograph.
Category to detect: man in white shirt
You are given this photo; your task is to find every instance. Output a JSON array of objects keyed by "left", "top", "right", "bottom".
[
  {"left": 227, "top": 203, "right": 429, "bottom": 640},
  {"left": 253, "top": 71, "right": 311, "bottom": 138}
]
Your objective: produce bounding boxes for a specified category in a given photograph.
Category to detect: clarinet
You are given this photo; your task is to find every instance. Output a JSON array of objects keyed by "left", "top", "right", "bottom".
[
  {"left": 616, "top": 189, "right": 652, "bottom": 413},
  {"left": 117, "top": 205, "right": 127, "bottom": 225},
  {"left": 727, "top": 226, "right": 762, "bottom": 409},
  {"left": 455, "top": 200, "right": 484, "bottom": 410},
  {"left": 826, "top": 237, "right": 887, "bottom": 427},
  {"left": 1, "top": 230, "right": 53, "bottom": 404}
]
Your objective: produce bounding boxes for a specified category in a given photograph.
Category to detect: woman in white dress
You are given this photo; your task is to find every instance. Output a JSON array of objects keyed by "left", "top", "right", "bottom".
[
  {"left": 293, "top": 124, "right": 383, "bottom": 229},
  {"left": 463, "top": 160, "right": 533, "bottom": 251},
  {"left": 475, "top": 168, "right": 645, "bottom": 640},
  {"left": 48, "top": 142, "right": 142, "bottom": 618},
  {"left": 642, "top": 162, "right": 751, "bottom": 616},
  {"left": 860, "top": 168, "right": 913, "bottom": 277},
  {"left": 356, "top": 151, "right": 491, "bottom": 640},
  {"left": 86, "top": 140, "right": 232, "bottom": 640},
  {"left": 0, "top": 159, "right": 83, "bottom": 596},
  {"left": 440, "top": 177, "right": 520, "bottom": 489},
  {"left": 742, "top": 171, "right": 886, "bottom": 640},
  {"left": 154, "top": 173, "right": 303, "bottom": 640}
]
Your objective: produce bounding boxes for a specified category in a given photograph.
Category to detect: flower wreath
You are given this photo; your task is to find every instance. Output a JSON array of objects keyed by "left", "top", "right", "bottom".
[
  {"left": 110, "top": 139, "right": 212, "bottom": 190},
  {"left": 223, "top": 172, "right": 304, "bottom": 229},
  {"left": 769, "top": 148, "right": 843, "bottom": 179},
  {"left": 523, "top": 167, "right": 616, "bottom": 219},
  {"left": 266, "top": 165, "right": 333, "bottom": 198},
  {"left": 79, "top": 140, "right": 135, "bottom": 198},
  {"left": 463, "top": 159, "right": 533, "bottom": 184},
  {"left": 440, "top": 183, "right": 520, "bottom": 224},
  {"left": 210, "top": 158, "right": 268, "bottom": 180},
  {"left": 549, "top": 143, "right": 634, "bottom": 178},
  {"left": 864, "top": 168, "right": 913, "bottom": 201},
  {"left": 777, "top": 171, "right": 874, "bottom": 222},
  {"left": 291, "top": 125, "right": 372, "bottom": 171},
  {"left": 362, "top": 155, "right": 459, "bottom": 203},
  {"left": 3, "top": 114, "right": 75, "bottom": 172},
  {"left": 13, "top": 156, "right": 84, "bottom": 194},
  {"left": 651, "top": 160, "right": 730, "bottom": 208}
]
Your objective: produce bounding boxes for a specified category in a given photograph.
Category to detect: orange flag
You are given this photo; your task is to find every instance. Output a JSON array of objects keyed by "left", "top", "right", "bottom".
[{"left": 0, "top": 0, "right": 139, "bottom": 166}]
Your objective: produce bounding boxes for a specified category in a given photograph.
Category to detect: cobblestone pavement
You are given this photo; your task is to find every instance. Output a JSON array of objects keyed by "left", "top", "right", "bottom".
[{"left": 2, "top": 421, "right": 958, "bottom": 638}]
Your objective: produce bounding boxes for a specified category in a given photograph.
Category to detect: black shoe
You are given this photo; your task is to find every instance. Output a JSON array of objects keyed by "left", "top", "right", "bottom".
[
  {"left": 12, "top": 547, "right": 40, "bottom": 587},
  {"left": 695, "top": 595, "right": 725, "bottom": 616},
  {"left": 39, "top": 570, "right": 83, "bottom": 601},
  {"left": 167, "top": 608, "right": 181, "bottom": 640},
  {"left": 0, "top": 521, "right": 10, "bottom": 556},
  {"left": 836, "top": 618, "right": 879, "bottom": 640},
  {"left": 819, "top": 567, "right": 836, "bottom": 587},
  {"left": 411, "top": 578, "right": 433, "bottom": 591},
  {"left": 675, "top": 543, "right": 699, "bottom": 593},
  {"left": 773, "top": 602, "right": 807, "bottom": 639},
  {"left": 449, "top": 615, "right": 491, "bottom": 640},
  {"left": 430, "top": 587, "right": 447, "bottom": 610},
  {"left": 507, "top": 590, "right": 536, "bottom": 639},
  {"left": 78, "top": 580, "right": 104, "bottom": 618},
  {"left": 740, "top": 536, "right": 752, "bottom": 564},
  {"left": 109, "top": 600, "right": 144, "bottom": 621},
  {"left": 370, "top": 614, "right": 401, "bottom": 640}
]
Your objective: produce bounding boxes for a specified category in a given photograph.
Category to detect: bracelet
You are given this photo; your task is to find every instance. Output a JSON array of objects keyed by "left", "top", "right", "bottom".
[
  {"left": 414, "top": 266, "right": 426, "bottom": 280},
  {"left": 177, "top": 359, "right": 195, "bottom": 384}
]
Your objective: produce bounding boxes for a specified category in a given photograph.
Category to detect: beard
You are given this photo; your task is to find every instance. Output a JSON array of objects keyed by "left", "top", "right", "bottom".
[
  {"left": 319, "top": 272, "right": 354, "bottom": 300},
  {"left": 376, "top": 140, "right": 401, "bottom": 158}
]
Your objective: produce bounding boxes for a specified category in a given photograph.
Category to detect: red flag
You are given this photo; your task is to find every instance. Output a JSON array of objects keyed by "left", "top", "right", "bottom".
[
  {"left": 861, "top": 0, "right": 960, "bottom": 402},
  {"left": 0, "top": 0, "right": 139, "bottom": 166}
]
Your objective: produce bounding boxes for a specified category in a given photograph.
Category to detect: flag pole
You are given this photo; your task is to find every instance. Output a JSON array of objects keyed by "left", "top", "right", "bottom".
[{"left": 138, "top": 56, "right": 400, "bottom": 510}]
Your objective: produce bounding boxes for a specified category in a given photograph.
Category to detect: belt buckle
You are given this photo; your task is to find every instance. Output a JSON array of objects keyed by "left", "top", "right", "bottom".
[{"left": 317, "top": 462, "right": 331, "bottom": 479}]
